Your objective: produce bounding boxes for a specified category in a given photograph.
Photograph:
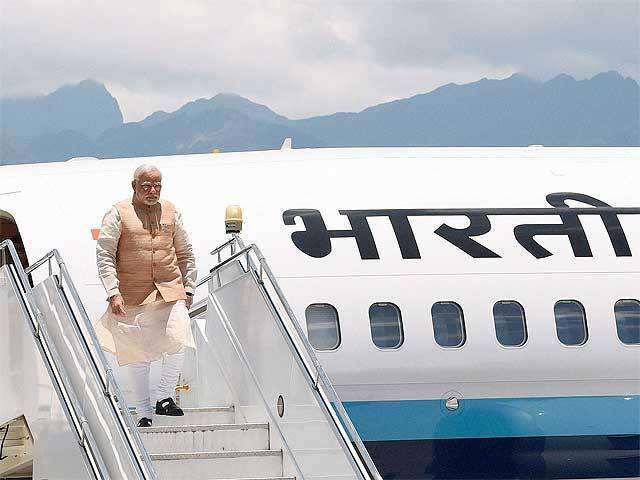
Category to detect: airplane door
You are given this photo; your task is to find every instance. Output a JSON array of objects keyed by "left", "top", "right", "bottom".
[{"left": 0, "top": 192, "right": 29, "bottom": 268}]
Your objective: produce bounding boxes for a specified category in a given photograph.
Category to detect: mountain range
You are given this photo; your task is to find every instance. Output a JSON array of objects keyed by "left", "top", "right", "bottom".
[{"left": 1, "top": 72, "right": 638, "bottom": 165}]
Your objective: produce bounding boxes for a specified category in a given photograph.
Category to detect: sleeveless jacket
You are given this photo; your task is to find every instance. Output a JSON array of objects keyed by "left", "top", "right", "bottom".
[{"left": 114, "top": 198, "right": 187, "bottom": 306}]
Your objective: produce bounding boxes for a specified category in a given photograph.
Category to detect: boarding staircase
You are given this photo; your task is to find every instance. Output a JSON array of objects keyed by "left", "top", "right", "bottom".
[{"left": 0, "top": 235, "right": 382, "bottom": 480}]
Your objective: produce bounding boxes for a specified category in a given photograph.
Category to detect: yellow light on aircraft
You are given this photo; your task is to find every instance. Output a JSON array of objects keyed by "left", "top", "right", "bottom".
[{"left": 225, "top": 205, "right": 243, "bottom": 234}]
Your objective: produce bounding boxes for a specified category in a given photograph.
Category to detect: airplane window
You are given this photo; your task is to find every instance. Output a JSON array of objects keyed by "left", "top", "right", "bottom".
[
  {"left": 431, "top": 302, "right": 466, "bottom": 348},
  {"left": 493, "top": 301, "right": 527, "bottom": 347},
  {"left": 554, "top": 300, "right": 588, "bottom": 346},
  {"left": 369, "top": 303, "right": 403, "bottom": 349},
  {"left": 305, "top": 303, "right": 341, "bottom": 351},
  {"left": 614, "top": 299, "right": 640, "bottom": 345}
]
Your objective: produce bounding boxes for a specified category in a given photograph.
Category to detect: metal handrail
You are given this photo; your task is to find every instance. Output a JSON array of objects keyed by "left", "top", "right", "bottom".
[
  {"left": 209, "top": 237, "right": 237, "bottom": 258},
  {"left": 196, "top": 246, "right": 253, "bottom": 288},
  {"left": 1, "top": 239, "right": 157, "bottom": 480},
  {"left": 197, "top": 236, "right": 382, "bottom": 480}
]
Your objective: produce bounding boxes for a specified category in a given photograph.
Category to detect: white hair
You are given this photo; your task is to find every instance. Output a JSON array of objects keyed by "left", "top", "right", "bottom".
[{"left": 133, "top": 164, "right": 161, "bottom": 182}]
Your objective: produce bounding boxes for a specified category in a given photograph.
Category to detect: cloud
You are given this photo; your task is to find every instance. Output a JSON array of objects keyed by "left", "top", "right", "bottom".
[{"left": 1, "top": 0, "right": 637, "bottom": 121}]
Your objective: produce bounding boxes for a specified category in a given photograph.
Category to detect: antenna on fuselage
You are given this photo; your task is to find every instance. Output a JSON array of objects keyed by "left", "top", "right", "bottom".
[{"left": 280, "top": 138, "right": 292, "bottom": 150}]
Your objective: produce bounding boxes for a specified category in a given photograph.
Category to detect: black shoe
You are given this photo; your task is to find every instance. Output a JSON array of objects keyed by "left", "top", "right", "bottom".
[
  {"left": 137, "top": 417, "right": 152, "bottom": 427},
  {"left": 155, "top": 397, "right": 184, "bottom": 416}
]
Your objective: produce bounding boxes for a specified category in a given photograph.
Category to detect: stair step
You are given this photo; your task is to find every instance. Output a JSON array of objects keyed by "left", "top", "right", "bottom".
[
  {"left": 152, "top": 406, "right": 235, "bottom": 426},
  {"left": 215, "top": 478, "right": 295, "bottom": 480},
  {"left": 151, "top": 450, "right": 283, "bottom": 480},
  {"left": 139, "top": 423, "right": 269, "bottom": 454}
]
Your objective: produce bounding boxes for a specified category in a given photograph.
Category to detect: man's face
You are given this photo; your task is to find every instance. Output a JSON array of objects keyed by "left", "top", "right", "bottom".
[{"left": 133, "top": 170, "right": 162, "bottom": 206}]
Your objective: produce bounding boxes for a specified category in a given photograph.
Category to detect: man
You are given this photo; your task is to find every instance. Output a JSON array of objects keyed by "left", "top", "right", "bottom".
[{"left": 95, "top": 164, "right": 197, "bottom": 427}]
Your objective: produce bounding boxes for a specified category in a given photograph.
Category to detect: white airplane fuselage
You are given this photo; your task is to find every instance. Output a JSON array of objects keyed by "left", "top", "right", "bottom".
[{"left": 1, "top": 147, "right": 638, "bottom": 478}]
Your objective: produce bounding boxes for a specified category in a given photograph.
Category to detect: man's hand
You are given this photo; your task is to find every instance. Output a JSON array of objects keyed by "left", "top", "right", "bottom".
[
  {"left": 109, "top": 295, "right": 127, "bottom": 317},
  {"left": 185, "top": 295, "right": 193, "bottom": 310}
]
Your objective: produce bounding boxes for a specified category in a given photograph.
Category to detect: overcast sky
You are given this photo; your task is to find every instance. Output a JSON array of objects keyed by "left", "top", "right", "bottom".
[{"left": 1, "top": 0, "right": 638, "bottom": 122}]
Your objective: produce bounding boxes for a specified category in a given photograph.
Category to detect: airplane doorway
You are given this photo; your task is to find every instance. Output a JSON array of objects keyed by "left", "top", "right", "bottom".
[{"left": 0, "top": 210, "right": 29, "bottom": 268}]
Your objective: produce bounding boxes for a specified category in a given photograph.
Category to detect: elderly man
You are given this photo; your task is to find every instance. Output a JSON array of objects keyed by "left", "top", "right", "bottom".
[{"left": 95, "top": 164, "right": 197, "bottom": 427}]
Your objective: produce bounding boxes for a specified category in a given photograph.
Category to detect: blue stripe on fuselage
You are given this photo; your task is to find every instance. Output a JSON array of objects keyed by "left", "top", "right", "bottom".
[{"left": 343, "top": 395, "right": 639, "bottom": 441}]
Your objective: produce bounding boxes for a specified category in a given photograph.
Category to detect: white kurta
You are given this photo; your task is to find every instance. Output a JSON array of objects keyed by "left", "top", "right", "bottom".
[
  {"left": 94, "top": 203, "right": 197, "bottom": 365},
  {"left": 94, "top": 299, "right": 195, "bottom": 366}
]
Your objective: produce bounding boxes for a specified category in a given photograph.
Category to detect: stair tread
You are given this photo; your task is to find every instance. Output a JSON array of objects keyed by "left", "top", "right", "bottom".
[
  {"left": 139, "top": 423, "right": 268, "bottom": 433},
  {"left": 151, "top": 406, "right": 237, "bottom": 427},
  {"left": 213, "top": 478, "right": 294, "bottom": 480},
  {"left": 151, "top": 449, "right": 281, "bottom": 460},
  {"left": 180, "top": 406, "right": 234, "bottom": 412}
]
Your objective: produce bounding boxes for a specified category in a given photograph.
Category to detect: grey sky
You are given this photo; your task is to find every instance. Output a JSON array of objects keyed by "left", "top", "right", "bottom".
[{"left": 1, "top": 0, "right": 638, "bottom": 122}]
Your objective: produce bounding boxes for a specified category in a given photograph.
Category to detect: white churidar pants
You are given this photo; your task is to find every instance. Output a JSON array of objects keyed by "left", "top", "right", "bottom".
[{"left": 127, "top": 348, "right": 186, "bottom": 418}]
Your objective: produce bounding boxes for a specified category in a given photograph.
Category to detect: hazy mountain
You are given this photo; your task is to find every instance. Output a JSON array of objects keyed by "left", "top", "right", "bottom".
[
  {"left": 0, "top": 130, "right": 94, "bottom": 165},
  {"left": 94, "top": 104, "right": 319, "bottom": 158},
  {"left": 0, "top": 79, "right": 122, "bottom": 165},
  {"left": 0, "top": 72, "right": 637, "bottom": 165},
  {"left": 0, "top": 79, "right": 123, "bottom": 139},
  {"left": 142, "top": 93, "right": 289, "bottom": 127},
  {"left": 293, "top": 71, "right": 639, "bottom": 147}
]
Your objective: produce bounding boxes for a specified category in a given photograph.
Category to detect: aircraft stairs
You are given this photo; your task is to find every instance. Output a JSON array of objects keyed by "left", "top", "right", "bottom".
[{"left": 0, "top": 235, "right": 382, "bottom": 480}]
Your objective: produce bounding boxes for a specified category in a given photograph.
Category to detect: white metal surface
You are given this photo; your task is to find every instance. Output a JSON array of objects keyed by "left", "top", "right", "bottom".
[{"left": 0, "top": 265, "right": 90, "bottom": 479}]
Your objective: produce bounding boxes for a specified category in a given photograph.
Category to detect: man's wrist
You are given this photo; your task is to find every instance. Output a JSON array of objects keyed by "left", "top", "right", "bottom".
[{"left": 106, "top": 287, "right": 121, "bottom": 300}]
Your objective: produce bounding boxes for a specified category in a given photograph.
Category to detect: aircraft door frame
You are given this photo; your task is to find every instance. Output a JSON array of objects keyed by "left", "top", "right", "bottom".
[{"left": 0, "top": 192, "right": 29, "bottom": 268}]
